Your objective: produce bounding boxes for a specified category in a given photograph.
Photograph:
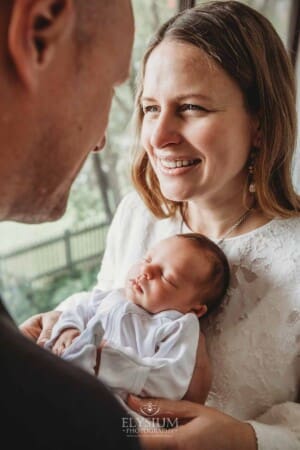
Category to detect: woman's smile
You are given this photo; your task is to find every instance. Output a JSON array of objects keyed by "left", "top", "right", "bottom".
[{"left": 157, "top": 157, "right": 202, "bottom": 176}]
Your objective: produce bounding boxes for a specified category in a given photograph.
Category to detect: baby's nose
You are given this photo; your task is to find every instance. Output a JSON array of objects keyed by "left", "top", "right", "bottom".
[{"left": 140, "top": 264, "right": 159, "bottom": 280}]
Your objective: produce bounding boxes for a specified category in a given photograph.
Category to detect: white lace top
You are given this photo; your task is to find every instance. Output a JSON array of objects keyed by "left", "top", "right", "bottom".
[{"left": 59, "top": 191, "right": 300, "bottom": 450}]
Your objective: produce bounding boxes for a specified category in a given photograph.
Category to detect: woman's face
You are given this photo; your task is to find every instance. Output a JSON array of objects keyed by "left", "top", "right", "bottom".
[{"left": 140, "top": 40, "right": 258, "bottom": 204}]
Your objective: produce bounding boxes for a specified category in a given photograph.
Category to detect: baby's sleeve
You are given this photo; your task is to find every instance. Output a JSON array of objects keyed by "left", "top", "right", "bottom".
[
  {"left": 48, "top": 288, "right": 108, "bottom": 344},
  {"left": 99, "top": 313, "right": 200, "bottom": 399}
]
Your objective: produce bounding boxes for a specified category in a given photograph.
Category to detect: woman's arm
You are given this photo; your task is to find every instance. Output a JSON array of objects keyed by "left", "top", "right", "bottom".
[
  {"left": 183, "top": 332, "right": 212, "bottom": 404},
  {"left": 247, "top": 401, "right": 300, "bottom": 450}
]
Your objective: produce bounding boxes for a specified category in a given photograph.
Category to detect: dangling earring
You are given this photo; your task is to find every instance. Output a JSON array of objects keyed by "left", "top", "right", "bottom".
[
  {"left": 249, "top": 123, "right": 262, "bottom": 193},
  {"left": 248, "top": 150, "right": 256, "bottom": 193}
]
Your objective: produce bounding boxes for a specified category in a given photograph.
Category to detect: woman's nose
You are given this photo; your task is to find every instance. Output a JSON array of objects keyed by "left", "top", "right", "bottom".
[{"left": 150, "top": 112, "right": 181, "bottom": 149}]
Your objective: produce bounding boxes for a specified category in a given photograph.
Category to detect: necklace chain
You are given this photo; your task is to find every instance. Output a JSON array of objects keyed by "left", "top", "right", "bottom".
[
  {"left": 216, "top": 208, "right": 252, "bottom": 244},
  {"left": 180, "top": 208, "right": 253, "bottom": 244}
]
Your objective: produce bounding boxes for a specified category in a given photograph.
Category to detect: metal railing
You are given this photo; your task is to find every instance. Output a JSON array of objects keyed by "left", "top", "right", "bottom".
[{"left": 0, "top": 221, "right": 110, "bottom": 285}]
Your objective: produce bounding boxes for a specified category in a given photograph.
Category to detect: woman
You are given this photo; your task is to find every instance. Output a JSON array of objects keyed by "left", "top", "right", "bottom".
[{"left": 21, "top": 1, "right": 300, "bottom": 449}]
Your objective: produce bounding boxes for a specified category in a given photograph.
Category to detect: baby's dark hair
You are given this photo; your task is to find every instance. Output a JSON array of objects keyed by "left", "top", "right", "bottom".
[{"left": 176, "top": 233, "right": 230, "bottom": 315}]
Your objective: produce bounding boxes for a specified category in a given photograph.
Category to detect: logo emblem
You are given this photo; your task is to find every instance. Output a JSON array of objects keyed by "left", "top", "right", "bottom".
[{"left": 139, "top": 401, "right": 160, "bottom": 417}]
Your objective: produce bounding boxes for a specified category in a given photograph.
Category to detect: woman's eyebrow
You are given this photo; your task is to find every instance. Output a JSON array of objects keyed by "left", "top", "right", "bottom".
[
  {"left": 141, "top": 93, "right": 213, "bottom": 103},
  {"left": 141, "top": 96, "right": 156, "bottom": 102},
  {"left": 175, "top": 93, "right": 212, "bottom": 101}
]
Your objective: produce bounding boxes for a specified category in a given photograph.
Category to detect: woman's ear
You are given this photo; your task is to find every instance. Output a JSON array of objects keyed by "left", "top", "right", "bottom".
[{"left": 8, "top": 0, "right": 75, "bottom": 90}]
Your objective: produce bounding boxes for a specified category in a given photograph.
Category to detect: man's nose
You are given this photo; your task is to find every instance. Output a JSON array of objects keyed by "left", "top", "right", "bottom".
[
  {"left": 150, "top": 112, "right": 181, "bottom": 149},
  {"left": 92, "top": 136, "right": 106, "bottom": 153}
]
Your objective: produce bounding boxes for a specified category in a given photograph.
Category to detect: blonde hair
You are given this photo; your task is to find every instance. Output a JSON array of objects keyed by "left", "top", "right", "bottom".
[{"left": 131, "top": 1, "right": 300, "bottom": 219}]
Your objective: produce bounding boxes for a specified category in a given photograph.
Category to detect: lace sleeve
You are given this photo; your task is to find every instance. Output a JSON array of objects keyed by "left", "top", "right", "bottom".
[
  {"left": 96, "top": 199, "right": 123, "bottom": 291},
  {"left": 97, "top": 191, "right": 142, "bottom": 290},
  {"left": 247, "top": 401, "right": 300, "bottom": 450}
]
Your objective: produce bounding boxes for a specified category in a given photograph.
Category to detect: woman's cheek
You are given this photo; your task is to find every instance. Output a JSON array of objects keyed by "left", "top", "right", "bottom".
[{"left": 141, "top": 121, "right": 153, "bottom": 151}]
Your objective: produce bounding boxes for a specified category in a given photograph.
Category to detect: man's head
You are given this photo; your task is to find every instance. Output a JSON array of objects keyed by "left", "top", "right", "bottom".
[
  {"left": 0, "top": 0, "right": 134, "bottom": 223},
  {"left": 125, "top": 233, "right": 230, "bottom": 317}
]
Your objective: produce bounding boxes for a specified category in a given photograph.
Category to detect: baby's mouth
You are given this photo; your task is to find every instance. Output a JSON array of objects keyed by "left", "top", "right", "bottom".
[{"left": 130, "top": 278, "right": 144, "bottom": 293}]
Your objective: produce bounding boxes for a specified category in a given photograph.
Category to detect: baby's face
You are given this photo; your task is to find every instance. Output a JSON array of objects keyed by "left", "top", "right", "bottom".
[{"left": 125, "top": 236, "right": 210, "bottom": 317}]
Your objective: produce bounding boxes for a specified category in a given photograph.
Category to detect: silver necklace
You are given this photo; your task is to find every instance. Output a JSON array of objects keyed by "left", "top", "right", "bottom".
[
  {"left": 180, "top": 208, "right": 253, "bottom": 244},
  {"left": 216, "top": 208, "right": 253, "bottom": 244}
]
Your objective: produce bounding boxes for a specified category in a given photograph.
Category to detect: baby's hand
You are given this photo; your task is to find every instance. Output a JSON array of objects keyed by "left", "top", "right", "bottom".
[{"left": 52, "top": 328, "right": 80, "bottom": 356}]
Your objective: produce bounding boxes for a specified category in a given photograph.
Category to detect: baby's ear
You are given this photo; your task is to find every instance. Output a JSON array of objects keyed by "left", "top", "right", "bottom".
[{"left": 193, "top": 304, "right": 208, "bottom": 318}]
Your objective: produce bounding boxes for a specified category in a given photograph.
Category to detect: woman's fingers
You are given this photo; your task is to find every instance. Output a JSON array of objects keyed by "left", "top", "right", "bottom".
[
  {"left": 139, "top": 429, "right": 176, "bottom": 450},
  {"left": 19, "top": 310, "right": 62, "bottom": 345},
  {"left": 37, "top": 311, "right": 62, "bottom": 346},
  {"left": 19, "top": 314, "right": 43, "bottom": 341},
  {"left": 127, "top": 395, "right": 203, "bottom": 421}
]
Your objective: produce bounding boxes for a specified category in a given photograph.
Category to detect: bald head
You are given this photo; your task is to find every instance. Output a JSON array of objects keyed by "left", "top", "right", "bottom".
[
  {"left": 73, "top": 0, "right": 133, "bottom": 46},
  {"left": 0, "top": 0, "right": 133, "bottom": 223}
]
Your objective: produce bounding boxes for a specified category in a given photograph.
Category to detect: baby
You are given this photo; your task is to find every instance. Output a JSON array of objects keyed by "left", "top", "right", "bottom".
[{"left": 46, "top": 233, "right": 230, "bottom": 402}]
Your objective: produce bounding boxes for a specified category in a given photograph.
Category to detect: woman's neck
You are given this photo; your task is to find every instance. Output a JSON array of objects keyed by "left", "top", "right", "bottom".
[{"left": 183, "top": 193, "right": 269, "bottom": 240}]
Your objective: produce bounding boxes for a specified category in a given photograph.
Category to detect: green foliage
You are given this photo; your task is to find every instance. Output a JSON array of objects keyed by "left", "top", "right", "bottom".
[
  {"left": 3, "top": 265, "right": 99, "bottom": 325},
  {"left": 68, "top": 178, "right": 106, "bottom": 226}
]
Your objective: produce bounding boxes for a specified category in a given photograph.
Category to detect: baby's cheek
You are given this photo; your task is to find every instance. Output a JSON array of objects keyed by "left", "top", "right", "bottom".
[
  {"left": 127, "top": 263, "right": 140, "bottom": 280},
  {"left": 151, "top": 286, "right": 168, "bottom": 308}
]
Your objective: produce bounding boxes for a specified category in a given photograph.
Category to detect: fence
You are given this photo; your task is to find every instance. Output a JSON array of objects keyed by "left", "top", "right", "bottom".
[{"left": 0, "top": 221, "right": 110, "bottom": 286}]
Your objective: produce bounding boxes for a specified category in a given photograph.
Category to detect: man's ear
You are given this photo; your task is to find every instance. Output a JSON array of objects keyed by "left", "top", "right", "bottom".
[{"left": 8, "top": 0, "right": 75, "bottom": 90}]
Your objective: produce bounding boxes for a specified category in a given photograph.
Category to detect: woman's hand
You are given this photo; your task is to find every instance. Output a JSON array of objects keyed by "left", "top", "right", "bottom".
[
  {"left": 19, "top": 310, "right": 62, "bottom": 346},
  {"left": 52, "top": 328, "right": 80, "bottom": 356},
  {"left": 183, "top": 332, "right": 212, "bottom": 404},
  {"left": 127, "top": 396, "right": 257, "bottom": 450}
]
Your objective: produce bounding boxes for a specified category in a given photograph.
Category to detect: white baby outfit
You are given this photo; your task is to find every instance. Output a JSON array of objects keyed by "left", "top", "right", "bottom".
[
  {"left": 58, "top": 191, "right": 300, "bottom": 450},
  {"left": 48, "top": 287, "right": 199, "bottom": 400}
]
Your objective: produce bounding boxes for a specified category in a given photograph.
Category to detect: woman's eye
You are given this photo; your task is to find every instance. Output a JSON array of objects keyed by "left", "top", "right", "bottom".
[
  {"left": 142, "top": 105, "right": 159, "bottom": 114},
  {"left": 180, "top": 104, "right": 208, "bottom": 112}
]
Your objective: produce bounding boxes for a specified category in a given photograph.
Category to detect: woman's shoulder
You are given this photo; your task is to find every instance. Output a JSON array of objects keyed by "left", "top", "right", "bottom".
[
  {"left": 114, "top": 190, "right": 154, "bottom": 220},
  {"left": 263, "top": 216, "right": 300, "bottom": 248},
  {"left": 114, "top": 190, "right": 182, "bottom": 239},
  {"left": 221, "top": 215, "right": 300, "bottom": 266},
  {"left": 224, "top": 215, "right": 300, "bottom": 247},
  {"left": 272, "top": 215, "right": 300, "bottom": 234}
]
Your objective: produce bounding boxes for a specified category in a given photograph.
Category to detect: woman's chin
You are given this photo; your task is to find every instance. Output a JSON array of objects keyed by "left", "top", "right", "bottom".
[{"left": 160, "top": 187, "right": 191, "bottom": 203}]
